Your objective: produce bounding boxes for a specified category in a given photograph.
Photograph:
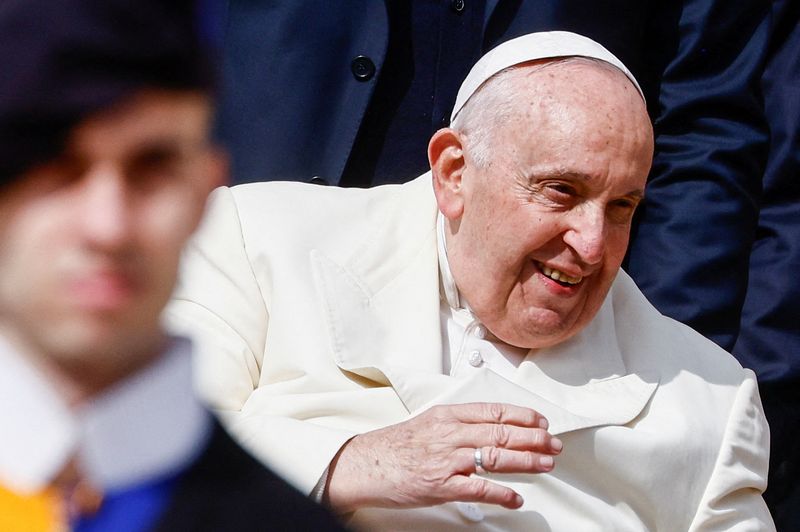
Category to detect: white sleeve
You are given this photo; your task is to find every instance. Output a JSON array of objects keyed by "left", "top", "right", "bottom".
[
  {"left": 166, "top": 186, "right": 355, "bottom": 494},
  {"left": 688, "top": 370, "right": 775, "bottom": 531}
]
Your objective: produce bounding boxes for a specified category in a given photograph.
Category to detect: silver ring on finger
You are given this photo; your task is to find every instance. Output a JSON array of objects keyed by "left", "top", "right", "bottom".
[{"left": 474, "top": 448, "right": 485, "bottom": 473}]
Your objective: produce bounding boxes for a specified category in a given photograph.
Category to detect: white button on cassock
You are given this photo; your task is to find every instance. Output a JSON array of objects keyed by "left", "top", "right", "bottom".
[
  {"left": 468, "top": 350, "right": 483, "bottom": 367},
  {"left": 456, "top": 502, "right": 485, "bottom": 522}
]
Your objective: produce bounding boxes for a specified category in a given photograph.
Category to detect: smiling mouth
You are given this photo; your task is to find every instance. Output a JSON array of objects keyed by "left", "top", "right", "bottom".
[{"left": 536, "top": 262, "right": 583, "bottom": 286}]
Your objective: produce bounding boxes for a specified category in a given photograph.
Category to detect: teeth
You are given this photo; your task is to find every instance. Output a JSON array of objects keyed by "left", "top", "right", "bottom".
[{"left": 539, "top": 263, "right": 582, "bottom": 285}]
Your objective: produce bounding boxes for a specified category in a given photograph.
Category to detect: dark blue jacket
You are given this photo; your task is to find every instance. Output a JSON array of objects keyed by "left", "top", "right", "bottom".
[
  {"left": 215, "top": 1, "right": 707, "bottom": 187},
  {"left": 732, "top": 2, "right": 799, "bottom": 528},
  {"left": 624, "top": 4, "right": 799, "bottom": 525}
]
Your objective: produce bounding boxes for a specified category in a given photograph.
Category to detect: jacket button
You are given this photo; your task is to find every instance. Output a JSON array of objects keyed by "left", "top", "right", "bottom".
[
  {"left": 451, "top": 0, "right": 465, "bottom": 13},
  {"left": 309, "top": 176, "right": 328, "bottom": 185},
  {"left": 351, "top": 55, "right": 376, "bottom": 81}
]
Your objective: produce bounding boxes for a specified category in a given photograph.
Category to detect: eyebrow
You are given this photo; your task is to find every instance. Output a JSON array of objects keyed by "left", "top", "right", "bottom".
[
  {"left": 626, "top": 189, "right": 645, "bottom": 199},
  {"left": 524, "top": 169, "right": 586, "bottom": 183},
  {"left": 127, "top": 136, "right": 204, "bottom": 156}
]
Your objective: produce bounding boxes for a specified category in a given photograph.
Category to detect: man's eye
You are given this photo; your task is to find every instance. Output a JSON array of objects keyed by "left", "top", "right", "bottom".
[
  {"left": 544, "top": 183, "right": 577, "bottom": 198},
  {"left": 30, "top": 155, "right": 86, "bottom": 192},
  {"left": 127, "top": 150, "right": 183, "bottom": 186},
  {"left": 608, "top": 199, "right": 639, "bottom": 223},
  {"left": 132, "top": 151, "right": 177, "bottom": 171},
  {"left": 612, "top": 199, "right": 635, "bottom": 210}
]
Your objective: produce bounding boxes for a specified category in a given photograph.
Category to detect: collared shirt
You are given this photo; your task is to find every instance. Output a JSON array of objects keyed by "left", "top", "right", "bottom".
[
  {"left": 436, "top": 212, "right": 528, "bottom": 379},
  {"left": 0, "top": 336, "right": 211, "bottom": 496}
]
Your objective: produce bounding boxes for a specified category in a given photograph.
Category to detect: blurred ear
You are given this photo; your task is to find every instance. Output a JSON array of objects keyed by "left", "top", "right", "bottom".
[{"left": 428, "top": 128, "right": 466, "bottom": 219}]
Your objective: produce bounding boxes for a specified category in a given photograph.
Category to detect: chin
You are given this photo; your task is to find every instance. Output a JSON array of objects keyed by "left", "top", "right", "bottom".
[
  {"left": 504, "top": 310, "right": 580, "bottom": 349},
  {"left": 46, "top": 314, "right": 149, "bottom": 356},
  {"left": 44, "top": 327, "right": 120, "bottom": 361}
]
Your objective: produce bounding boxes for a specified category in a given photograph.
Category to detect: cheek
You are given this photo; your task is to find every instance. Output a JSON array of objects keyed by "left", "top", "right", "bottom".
[
  {"left": 140, "top": 207, "right": 194, "bottom": 245},
  {"left": 578, "top": 231, "right": 629, "bottom": 318},
  {"left": 505, "top": 212, "right": 562, "bottom": 264},
  {"left": 0, "top": 219, "right": 66, "bottom": 316},
  {"left": 133, "top": 194, "right": 202, "bottom": 291},
  {"left": 604, "top": 228, "right": 632, "bottom": 268},
  {"left": 5, "top": 206, "right": 67, "bottom": 264},
  {"left": 138, "top": 186, "right": 204, "bottom": 247}
]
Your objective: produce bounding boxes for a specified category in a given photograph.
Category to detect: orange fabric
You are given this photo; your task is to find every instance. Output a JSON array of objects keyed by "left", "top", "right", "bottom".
[{"left": 0, "top": 484, "right": 66, "bottom": 532}]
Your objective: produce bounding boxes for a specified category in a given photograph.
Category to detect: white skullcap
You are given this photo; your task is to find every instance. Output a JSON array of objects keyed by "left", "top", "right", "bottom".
[{"left": 450, "top": 31, "right": 644, "bottom": 122}]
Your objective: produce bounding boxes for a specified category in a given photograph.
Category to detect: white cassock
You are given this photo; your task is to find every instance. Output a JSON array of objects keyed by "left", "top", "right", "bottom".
[{"left": 167, "top": 174, "right": 774, "bottom": 531}]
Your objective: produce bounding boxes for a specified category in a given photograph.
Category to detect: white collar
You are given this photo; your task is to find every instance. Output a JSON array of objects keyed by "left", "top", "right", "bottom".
[
  {"left": 0, "top": 336, "right": 77, "bottom": 493},
  {"left": 0, "top": 336, "right": 210, "bottom": 494},
  {"left": 437, "top": 211, "right": 462, "bottom": 311}
]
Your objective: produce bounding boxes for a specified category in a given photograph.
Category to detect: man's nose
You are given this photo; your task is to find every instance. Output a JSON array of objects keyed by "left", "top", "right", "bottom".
[
  {"left": 563, "top": 205, "right": 606, "bottom": 266},
  {"left": 78, "top": 164, "right": 134, "bottom": 249}
]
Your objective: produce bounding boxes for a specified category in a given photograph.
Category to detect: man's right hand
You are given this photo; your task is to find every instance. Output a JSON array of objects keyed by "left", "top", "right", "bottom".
[{"left": 325, "top": 402, "right": 562, "bottom": 513}]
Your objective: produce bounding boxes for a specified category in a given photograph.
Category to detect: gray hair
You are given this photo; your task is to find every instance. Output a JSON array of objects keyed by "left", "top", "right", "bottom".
[{"left": 450, "top": 56, "right": 629, "bottom": 167}]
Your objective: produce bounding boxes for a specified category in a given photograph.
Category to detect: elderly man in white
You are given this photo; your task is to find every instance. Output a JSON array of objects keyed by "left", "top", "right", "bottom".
[{"left": 168, "top": 32, "right": 774, "bottom": 530}]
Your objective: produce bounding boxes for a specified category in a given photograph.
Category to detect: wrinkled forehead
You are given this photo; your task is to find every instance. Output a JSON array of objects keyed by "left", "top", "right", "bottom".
[
  {"left": 514, "top": 59, "right": 648, "bottom": 119},
  {"left": 451, "top": 31, "right": 643, "bottom": 123}
]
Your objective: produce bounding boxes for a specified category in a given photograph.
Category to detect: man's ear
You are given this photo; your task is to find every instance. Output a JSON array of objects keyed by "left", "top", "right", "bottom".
[{"left": 428, "top": 128, "right": 466, "bottom": 219}]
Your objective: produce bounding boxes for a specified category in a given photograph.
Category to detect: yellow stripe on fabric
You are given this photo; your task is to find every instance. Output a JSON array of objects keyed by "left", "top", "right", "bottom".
[{"left": 0, "top": 484, "right": 66, "bottom": 532}]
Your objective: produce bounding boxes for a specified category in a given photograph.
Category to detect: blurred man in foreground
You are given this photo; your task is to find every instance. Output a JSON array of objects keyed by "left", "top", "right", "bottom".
[
  {"left": 0, "top": 1, "right": 345, "bottom": 530},
  {"left": 170, "top": 32, "right": 774, "bottom": 529}
]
